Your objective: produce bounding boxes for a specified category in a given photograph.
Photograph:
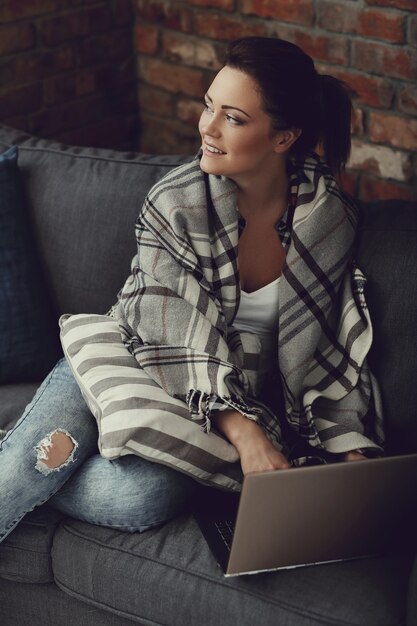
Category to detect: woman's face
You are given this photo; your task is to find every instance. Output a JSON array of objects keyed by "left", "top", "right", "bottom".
[{"left": 198, "top": 66, "right": 282, "bottom": 181}]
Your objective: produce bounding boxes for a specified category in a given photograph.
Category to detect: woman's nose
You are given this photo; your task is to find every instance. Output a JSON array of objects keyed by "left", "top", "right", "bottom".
[{"left": 201, "top": 114, "right": 221, "bottom": 138}]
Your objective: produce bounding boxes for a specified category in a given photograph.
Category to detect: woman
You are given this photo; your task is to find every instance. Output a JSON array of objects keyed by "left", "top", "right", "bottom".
[{"left": 0, "top": 37, "right": 383, "bottom": 544}]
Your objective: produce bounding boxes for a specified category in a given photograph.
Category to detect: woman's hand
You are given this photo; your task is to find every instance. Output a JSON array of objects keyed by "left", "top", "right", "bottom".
[
  {"left": 212, "top": 409, "right": 290, "bottom": 475},
  {"left": 343, "top": 450, "right": 367, "bottom": 462},
  {"left": 237, "top": 426, "right": 291, "bottom": 475}
]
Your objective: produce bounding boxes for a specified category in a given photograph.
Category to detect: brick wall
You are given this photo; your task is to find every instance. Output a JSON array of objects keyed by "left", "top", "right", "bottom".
[
  {"left": 133, "top": 0, "right": 417, "bottom": 201},
  {"left": 0, "top": 0, "right": 138, "bottom": 150}
]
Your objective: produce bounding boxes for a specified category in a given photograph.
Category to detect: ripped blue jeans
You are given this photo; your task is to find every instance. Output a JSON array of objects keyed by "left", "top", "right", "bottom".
[{"left": 0, "top": 357, "right": 196, "bottom": 544}]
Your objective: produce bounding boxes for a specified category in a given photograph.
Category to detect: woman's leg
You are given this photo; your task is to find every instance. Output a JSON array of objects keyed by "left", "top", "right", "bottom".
[
  {"left": 49, "top": 454, "right": 197, "bottom": 533},
  {"left": 0, "top": 357, "right": 98, "bottom": 543}
]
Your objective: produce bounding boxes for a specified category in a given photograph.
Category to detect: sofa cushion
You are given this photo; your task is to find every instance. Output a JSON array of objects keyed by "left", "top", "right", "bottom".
[
  {"left": 0, "top": 578, "right": 139, "bottom": 626},
  {"left": 407, "top": 557, "right": 417, "bottom": 626},
  {"left": 0, "top": 506, "right": 65, "bottom": 584},
  {"left": 356, "top": 200, "right": 417, "bottom": 455},
  {"left": 52, "top": 514, "right": 412, "bottom": 626},
  {"left": 0, "top": 382, "right": 39, "bottom": 431},
  {"left": 0, "top": 124, "right": 191, "bottom": 317},
  {"left": 0, "top": 146, "right": 62, "bottom": 383}
]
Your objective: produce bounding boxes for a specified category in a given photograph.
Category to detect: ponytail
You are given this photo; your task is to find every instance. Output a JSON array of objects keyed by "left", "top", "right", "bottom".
[{"left": 316, "top": 74, "right": 353, "bottom": 178}]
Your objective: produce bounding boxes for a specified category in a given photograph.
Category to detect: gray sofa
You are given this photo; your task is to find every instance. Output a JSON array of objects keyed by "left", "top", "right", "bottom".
[{"left": 0, "top": 123, "right": 416, "bottom": 626}]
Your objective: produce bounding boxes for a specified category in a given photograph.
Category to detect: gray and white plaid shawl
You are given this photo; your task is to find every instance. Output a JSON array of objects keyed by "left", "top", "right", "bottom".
[{"left": 111, "top": 152, "right": 384, "bottom": 463}]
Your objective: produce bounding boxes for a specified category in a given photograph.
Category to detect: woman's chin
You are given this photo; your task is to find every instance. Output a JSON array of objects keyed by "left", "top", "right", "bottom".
[{"left": 199, "top": 155, "right": 226, "bottom": 176}]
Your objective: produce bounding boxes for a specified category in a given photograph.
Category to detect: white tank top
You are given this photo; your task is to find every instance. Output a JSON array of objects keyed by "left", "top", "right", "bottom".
[{"left": 233, "top": 276, "right": 280, "bottom": 390}]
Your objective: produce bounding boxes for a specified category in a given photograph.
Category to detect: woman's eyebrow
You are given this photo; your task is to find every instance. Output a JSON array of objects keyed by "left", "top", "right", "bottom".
[{"left": 205, "top": 93, "right": 251, "bottom": 118}]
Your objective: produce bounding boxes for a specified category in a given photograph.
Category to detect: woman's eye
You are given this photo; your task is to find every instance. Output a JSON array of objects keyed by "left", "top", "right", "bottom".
[
  {"left": 202, "top": 102, "right": 243, "bottom": 126},
  {"left": 226, "top": 114, "right": 243, "bottom": 126}
]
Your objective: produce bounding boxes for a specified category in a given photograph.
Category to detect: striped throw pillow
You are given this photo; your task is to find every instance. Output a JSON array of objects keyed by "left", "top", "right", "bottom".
[{"left": 59, "top": 313, "right": 243, "bottom": 491}]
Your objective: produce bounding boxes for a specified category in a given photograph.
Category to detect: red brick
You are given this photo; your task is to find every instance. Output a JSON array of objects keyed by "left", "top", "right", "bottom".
[
  {"left": 187, "top": 0, "right": 235, "bottom": 9},
  {"left": 162, "top": 32, "right": 223, "bottom": 69},
  {"left": 112, "top": 0, "right": 134, "bottom": 27},
  {"left": 352, "top": 40, "right": 417, "bottom": 79},
  {"left": 43, "top": 70, "right": 97, "bottom": 106},
  {"left": 0, "top": 83, "right": 42, "bottom": 118},
  {"left": 358, "top": 10, "right": 405, "bottom": 43},
  {"left": 0, "top": 48, "right": 74, "bottom": 86},
  {"left": 139, "top": 57, "right": 205, "bottom": 97},
  {"left": 267, "top": 23, "right": 297, "bottom": 43},
  {"left": 364, "top": 0, "right": 417, "bottom": 10},
  {"left": 139, "top": 113, "right": 200, "bottom": 154},
  {"left": 68, "top": 0, "right": 104, "bottom": 5},
  {"left": 27, "top": 93, "right": 117, "bottom": 137},
  {"left": 293, "top": 31, "right": 349, "bottom": 66},
  {"left": 0, "top": 0, "right": 101, "bottom": 21},
  {"left": 40, "top": 6, "right": 112, "bottom": 47},
  {"left": 0, "top": 23, "right": 36, "bottom": 55},
  {"left": 339, "top": 170, "right": 359, "bottom": 197},
  {"left": 138, "top": 84, "right": 175, "bottom": 116},
  {"left": 360, "top": 177, "right": 416, "bottom": 202},
  {"left": 348, "top": 139, "right": 411, "bottom": 181},
  {"left": 94, "top": 63, "right": 136, "bottom": 90},
  {"left": 345, "top": 72, "right": 395, "bottom": 108},
  {"left": 162, "top": 32, "right": 193, "bottom": 64},
  {"left": 319, "top": 2, "right": 405, "bottom": 43},
  {"left": 318, "top": 2, "right": 358, "bottom": 32},
  {"left": 352, "top": 108, "right": 365, "bottom": 136},
  {"left": 134, "top": 24, "right": 160, "bottom": 55},
  {"left": 241, "top": 0, "right": 314, "bottom": 26},
  {"left": 56, "top": 114, "right": 138, "bottom": 151},
  {"left": 399, "top": 85, "right": 417, "bottom": 115},
  {"left": 369, "top": 111, "right": 417, "bottom": 151},
  {"left": 177, "top": 98, "right": 205, "bottom": 126},
  {"left": 409, "top": 14, "right": 417, "bottom": 47},
  {"left": 0, "top": 0, "right": 58, "bottom": 22},
  {"left": 194, "top": 12, "right": 266, "bottom": 40},
  {"left": 78, "top": 29, "right": 133, "bottom": 66},
  {"left": 134, "top": 0, "right": 193, "bottom": 33},
  {"left": 316, "top": 66, "right": 395, "bottom": 108}
]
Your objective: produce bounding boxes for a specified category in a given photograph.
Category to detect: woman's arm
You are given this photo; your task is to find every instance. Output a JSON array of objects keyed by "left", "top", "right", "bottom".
[
  {"left": 212, "top": 409, "right": 290, "bottom": 475},
  {"left": 213, "top": 410, "right": 367, "bottom": 473}
]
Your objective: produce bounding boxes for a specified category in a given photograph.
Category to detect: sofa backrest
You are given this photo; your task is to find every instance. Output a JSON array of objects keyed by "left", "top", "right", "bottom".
[
  {"left": 0, "top": 124, "right": 191, "bottom": 316},
  {"left": 356, "top": 200, "right": 417, "bottom": 455}
]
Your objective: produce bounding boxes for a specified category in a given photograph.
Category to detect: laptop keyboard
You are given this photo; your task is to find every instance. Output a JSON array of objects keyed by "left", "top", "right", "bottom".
[{"left": 214, "top": 520, "right": 235, "bottom": 552}]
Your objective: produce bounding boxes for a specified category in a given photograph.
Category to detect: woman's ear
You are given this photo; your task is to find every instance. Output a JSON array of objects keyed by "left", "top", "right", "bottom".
[{"left": 274, "top": 128, "right": 302, "bottom": 153}]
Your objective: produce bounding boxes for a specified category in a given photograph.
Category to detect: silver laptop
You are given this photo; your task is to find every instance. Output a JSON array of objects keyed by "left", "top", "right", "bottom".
[{"left": 193, "top": 453, "right": 417, "bottom": 577}]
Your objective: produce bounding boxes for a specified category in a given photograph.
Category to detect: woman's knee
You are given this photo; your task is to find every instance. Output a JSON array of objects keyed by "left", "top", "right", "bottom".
[
  {"left": 112, "top": 461, "right": 196, "bottom": 531},
  {"left": 34, "top": 430, "right": 78, "bottom": 476},
  {"left": 52, "top": 454, "right": 196, "bottom": 531}
]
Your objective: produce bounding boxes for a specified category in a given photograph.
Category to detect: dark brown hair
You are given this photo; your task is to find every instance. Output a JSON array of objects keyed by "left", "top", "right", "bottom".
[{"left": 225, "top": 37, "right": 353, "bottom": 177}]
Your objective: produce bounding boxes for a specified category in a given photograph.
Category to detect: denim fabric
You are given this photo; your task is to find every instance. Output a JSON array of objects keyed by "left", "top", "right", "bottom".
[{"left": 0, "top": 358, "right": 196, "bottom": 543}]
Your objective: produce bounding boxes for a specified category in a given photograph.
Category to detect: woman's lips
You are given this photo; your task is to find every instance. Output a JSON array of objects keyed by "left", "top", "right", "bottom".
[{"left": 204, "top": 143, "right": 226, "bottom": 157}]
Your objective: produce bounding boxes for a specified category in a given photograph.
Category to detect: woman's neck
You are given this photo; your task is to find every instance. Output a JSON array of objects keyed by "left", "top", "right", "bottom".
[{"left": 234, "top": 160, "right": 290, "bottom": 223}]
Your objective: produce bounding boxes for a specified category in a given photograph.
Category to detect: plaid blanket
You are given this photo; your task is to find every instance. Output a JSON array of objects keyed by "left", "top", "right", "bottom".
[{"left": 111, "top": 152, "right": 384, "bottom": 461}]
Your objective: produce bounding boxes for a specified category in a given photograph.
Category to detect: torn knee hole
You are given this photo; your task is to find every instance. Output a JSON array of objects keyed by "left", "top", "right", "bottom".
[{"left": 35, "top": 429, "right": 78, "bottom": 475}]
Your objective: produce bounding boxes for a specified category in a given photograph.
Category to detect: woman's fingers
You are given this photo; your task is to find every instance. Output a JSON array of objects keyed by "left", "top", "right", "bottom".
[
  {"left": 240, "top": 447, "right": 291, "bottom": 475},
  {"left": 343, "top": 450, "right": 367, "bottom": 462}
]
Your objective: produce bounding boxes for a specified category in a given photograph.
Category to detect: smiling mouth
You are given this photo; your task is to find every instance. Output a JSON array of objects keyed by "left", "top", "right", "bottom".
[{"left": 205, "top": 143, "right": 226, "bottom": 155}]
